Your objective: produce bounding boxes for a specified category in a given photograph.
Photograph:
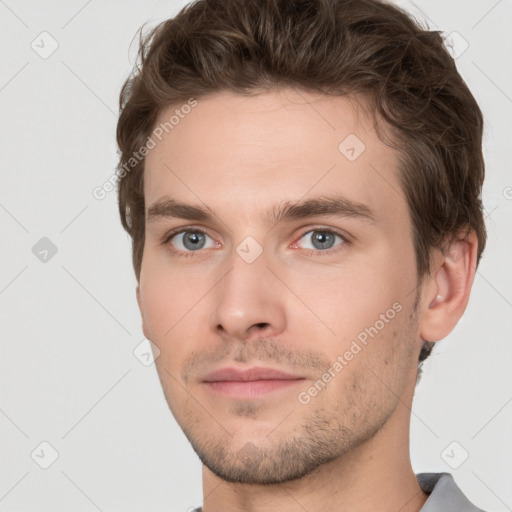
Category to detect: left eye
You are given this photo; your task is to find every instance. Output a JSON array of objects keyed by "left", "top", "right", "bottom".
[{"left": 296, "top": 229, "right": 345, "bottom": 251}]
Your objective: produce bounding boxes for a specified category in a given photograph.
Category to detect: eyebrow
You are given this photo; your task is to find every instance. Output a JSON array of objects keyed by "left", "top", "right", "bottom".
[{"left": 146, "top": 195, "right": 377, "bottom": 226}]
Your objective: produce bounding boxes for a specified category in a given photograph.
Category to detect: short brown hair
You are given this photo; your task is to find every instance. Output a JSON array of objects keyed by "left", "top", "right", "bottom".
[{"left": 116, "top": 0, "right": 486, "bottom": 363}]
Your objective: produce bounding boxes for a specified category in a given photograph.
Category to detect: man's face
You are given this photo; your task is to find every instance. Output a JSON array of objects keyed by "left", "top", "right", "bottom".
[{"left": 137, "top": 89, "right": 423, "bottom": 484}]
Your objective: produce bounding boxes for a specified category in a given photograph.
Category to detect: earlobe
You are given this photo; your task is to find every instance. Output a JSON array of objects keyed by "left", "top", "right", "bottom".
[{"left": 419, "top": 231, "right": 478, "bottom": 342}]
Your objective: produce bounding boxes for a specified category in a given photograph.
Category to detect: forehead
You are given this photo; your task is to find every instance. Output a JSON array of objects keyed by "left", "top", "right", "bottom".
[{"left": 143, "top": 88, "right": 406, "bottom": 228}]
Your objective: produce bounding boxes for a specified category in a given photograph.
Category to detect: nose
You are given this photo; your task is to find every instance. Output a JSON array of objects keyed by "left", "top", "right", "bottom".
[{"left": 209, "top": 248, "right": 287, "bottom": 342}]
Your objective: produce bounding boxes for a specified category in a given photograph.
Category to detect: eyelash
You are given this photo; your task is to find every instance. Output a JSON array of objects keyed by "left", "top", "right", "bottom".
[{"left": 161, "top": 226, "right": 348, "bottom": 258}]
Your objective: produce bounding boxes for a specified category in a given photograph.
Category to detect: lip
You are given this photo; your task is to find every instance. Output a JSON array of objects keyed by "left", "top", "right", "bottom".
[
  {"left": 202, "top": 366, "right": 306, "bottom": 399},
  {"left": 203, "top": 366, "right": 303, "bottom": 382}
]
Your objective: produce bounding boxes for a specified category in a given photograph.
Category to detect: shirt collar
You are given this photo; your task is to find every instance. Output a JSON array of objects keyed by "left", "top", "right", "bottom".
[{"left": 417, "top": 472, "right": 485, "bottom": 512}]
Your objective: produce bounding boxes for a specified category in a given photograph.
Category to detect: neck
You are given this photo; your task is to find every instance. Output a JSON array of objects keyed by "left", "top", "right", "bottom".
[{"left": 200, "top": 374, "right": 428, "bottom": 512}]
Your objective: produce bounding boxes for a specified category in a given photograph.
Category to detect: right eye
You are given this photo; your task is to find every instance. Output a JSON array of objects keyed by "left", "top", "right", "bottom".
[{"left": 164, "top": 229, "right": 219, "bottom": 255}]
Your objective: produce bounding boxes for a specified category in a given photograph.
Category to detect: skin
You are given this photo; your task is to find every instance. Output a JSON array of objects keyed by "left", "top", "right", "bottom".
[{"left": 136, "top": 88, "right": 478, "bottom": 512}]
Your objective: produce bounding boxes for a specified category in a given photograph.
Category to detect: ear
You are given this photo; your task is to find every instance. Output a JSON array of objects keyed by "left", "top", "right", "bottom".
[
  {"left": 136, "top": 284, "right": 150, "bottom": 339},
  {"left": 419, "top": 230, "right": 479, "bottom": 342}
]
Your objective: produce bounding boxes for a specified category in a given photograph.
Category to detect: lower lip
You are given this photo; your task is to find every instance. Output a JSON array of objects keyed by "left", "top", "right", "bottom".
[{"left": 205, "top": 379, "right": 305, "bottom": 398}]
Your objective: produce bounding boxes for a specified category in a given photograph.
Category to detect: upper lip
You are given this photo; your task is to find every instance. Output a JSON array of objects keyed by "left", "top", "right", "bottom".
[{"left": 203, "top": 366, "right": 305, "bottom": 382}]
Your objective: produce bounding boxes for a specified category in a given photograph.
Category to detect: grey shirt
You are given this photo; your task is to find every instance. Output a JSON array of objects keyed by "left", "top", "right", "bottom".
[
  {"left": 417, "top": 472, "right": 486, "bottom": 512},
  {"left": 190, "top": 472, "right": 486, "bottom": 511}
]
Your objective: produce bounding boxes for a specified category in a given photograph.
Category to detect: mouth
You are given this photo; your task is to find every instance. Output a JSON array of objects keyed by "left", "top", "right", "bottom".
[{"left": 202, "top": 366, "right": 306, "bottom": 399}]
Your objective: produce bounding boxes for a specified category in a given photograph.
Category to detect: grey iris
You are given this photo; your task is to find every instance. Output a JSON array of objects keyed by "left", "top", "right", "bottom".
[
  {"left": 183, "top": 231, "right": 206, "bottom": 250},
  {"left": 312, "top": 231, "right": 335, "bottom": 250}
]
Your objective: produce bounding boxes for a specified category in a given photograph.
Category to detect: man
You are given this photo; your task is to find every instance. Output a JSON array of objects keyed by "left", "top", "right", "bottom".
[{"left": 116, "top": 0, "right": 487, "bottom": 510}]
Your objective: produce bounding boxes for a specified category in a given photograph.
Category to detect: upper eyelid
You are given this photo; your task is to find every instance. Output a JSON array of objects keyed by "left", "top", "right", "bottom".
[{"left": 163, "top": 225, "right": 214, "bottom": 241}]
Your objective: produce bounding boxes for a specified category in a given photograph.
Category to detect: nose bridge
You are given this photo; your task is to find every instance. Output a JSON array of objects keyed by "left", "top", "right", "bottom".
[{"left": 210, "top": 240, "right": 286, "bottom": 339}]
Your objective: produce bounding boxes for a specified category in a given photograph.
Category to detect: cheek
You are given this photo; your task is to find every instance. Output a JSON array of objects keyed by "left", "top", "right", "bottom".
[
  {"left": 138, "top": 257, "right": 227, "bottom": 384},
  {"left": 316, "top": 304, "right": 415, "bottom": 414},
  {"left": 285, "top": 256, "right": 407, "bottom": 350},
  {"left": 139, "top": 255, "right": 210, "bottom": 338},
  {"left": 140, "top": 278, "right": 177, "bottom": 341}
]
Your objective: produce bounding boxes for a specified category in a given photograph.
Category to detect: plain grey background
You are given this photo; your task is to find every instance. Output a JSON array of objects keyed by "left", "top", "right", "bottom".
[{"left": 0, "top": 1, "right": 511, "bottom": 511}]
